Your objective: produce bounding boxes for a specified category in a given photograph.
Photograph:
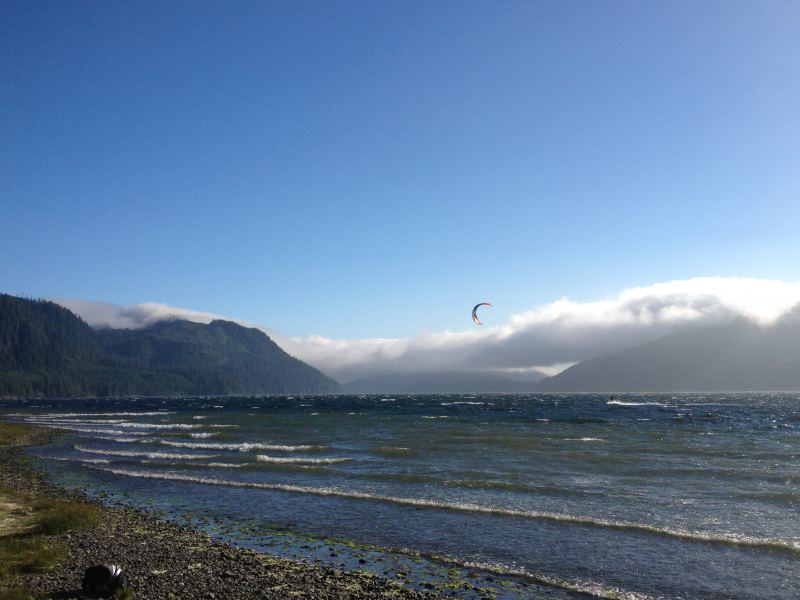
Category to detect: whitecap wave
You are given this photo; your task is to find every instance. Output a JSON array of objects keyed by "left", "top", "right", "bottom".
[
  {"left": 141, "top": 460, "right": 247, "bottom": 469},
  {"left": 18, "top": 412, "right": 174, "bottom": 418},
  {"left": 23, "top": 418, "right": 127, "bottom": 425},
  {"left": 255, "top": 455, "right": 352, "bottom": 464},
  {"left": 74, "top": 444, "right": 219, "bottom": 460},
  {"left": 607, "top": 401, "right": 670, "bottom": 407},
  {"left": 159, "top": 440, "right": 324, "bottom": 452},
  {"left": 430, "top": 554, "right": 654, "bottom": 600},
  {"left": 35, "top": 425, "right": 151, "bottom": 436},
  {"left": 441, "top": 401, "right": 485, "bottom": 406},
  {"left": 41, "top": 455, "right": 112, "bottom": 465},
  {"left": 90, "top": 466, "right": 800, "bottom": 554},
  {"left": 98, "top": 422, "right": 203, "bottom": 430}
]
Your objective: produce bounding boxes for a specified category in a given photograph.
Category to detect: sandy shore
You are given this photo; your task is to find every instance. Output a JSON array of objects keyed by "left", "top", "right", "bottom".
[{"left": 0, "top": 423, "right": 442, "bottom": 600}]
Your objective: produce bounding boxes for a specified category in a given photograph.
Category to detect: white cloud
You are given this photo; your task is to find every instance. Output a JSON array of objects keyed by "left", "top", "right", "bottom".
[
  {"left": 56, "top": 277, "right": 800, "bottom": 382},
  {"left": 57, "top": 299, "right": 236, "bottom": 330}
]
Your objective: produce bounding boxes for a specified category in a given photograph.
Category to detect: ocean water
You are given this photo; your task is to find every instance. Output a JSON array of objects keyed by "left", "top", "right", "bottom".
[{"left": 2, "top": 393, "right": 798, "bottom": 599}]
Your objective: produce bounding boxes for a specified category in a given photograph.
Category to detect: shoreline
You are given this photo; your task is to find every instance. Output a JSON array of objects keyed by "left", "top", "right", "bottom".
[{"left": 0, "top": 422, "right": 441, "bottom": 600}]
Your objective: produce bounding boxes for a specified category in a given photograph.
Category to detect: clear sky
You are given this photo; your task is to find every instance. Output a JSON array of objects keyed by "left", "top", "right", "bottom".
[{"left": 3, "top": 1, "right": 800, "bottom": 339}]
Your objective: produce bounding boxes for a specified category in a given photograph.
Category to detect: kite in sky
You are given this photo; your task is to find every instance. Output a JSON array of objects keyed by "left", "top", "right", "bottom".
[{"left": 471, "top": 302, "right": 492, "bottom": 326}]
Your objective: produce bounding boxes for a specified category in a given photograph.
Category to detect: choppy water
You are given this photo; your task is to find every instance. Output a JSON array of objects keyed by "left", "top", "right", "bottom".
[{"left": 2, "top": 394, "right": 799, "bottom": 599}]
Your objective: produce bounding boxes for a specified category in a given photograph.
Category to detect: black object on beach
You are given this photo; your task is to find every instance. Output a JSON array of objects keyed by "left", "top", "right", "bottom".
[{"left": 81, "top": 564, "right": 127, "bottom": 598}]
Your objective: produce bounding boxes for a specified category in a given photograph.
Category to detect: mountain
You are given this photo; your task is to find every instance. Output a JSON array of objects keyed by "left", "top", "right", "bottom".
[
  {"left": 344, "top": 371, "right": 543, "bottom": 394},
  {"left": 538, "top": 315, "right": 800, "bottom": 392},
  {"left": 348, "top": 316, "right": 800, "bottom": 393},
  {"left": 0, "top": 293, "right": 339, "bottom": 397}
]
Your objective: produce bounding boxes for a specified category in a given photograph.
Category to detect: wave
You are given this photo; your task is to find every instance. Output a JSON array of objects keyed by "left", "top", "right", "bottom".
[
  {"left": 255, "top": 455, "right": 352, "bottom": 465},
  {"left": 190, "top": 432, "right": 220, "bottom": 439},
  {"left": 74, "top": 444, "right": 219, "bottom": 460},
  {"left": 21, "top": 412, "right": 175, "bottom": 418},
  {"left": 40, "top": 455, "right": 112, "bottom": 465},
  {"left": 607, "top": 401, "right": 670, "bottom": 407},
  {"left": 23, "top": 418, "right": 128, "bottom": 425},
  {"left": 564, "top": 438, "right": 606, "bottom": 442},
  {"left": 421, "top": 553, "right": 654, "bottom": 600},
  {"left": 90, "top": 422, "right": 203, "bottom": 430},
  {"left": 368, "top": 446, "right": 418, "bottom": 458},
  {"left": 82, "top": 436, "right": 144, "bottom": 443},
  {"left": 443, "top": 479, "right": 590, "bottom": 496},
  {"left": 440, "top": 401, "right": 485, "bottom": 405},
  {"left": 34, "top": 425, "right": 152, "bottom": 436},
  {"left": 159, "top": 440, "right": 325, "bottom": 452},
  {"left": 90, "top": 466, "right": 800, "bottom": 554},
  {"left": 141, "top": 460, "right": 247, "bottom": 469}
]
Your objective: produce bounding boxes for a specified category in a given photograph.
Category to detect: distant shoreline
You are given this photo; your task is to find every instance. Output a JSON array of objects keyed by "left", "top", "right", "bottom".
[{"left": 0, "top": 420, "right": 437, "bottom": 600}]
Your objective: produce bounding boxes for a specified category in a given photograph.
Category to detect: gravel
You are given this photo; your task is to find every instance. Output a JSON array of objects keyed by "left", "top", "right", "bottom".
[{"left": 1, "top": 427, "right": 443, "bottom": 600}]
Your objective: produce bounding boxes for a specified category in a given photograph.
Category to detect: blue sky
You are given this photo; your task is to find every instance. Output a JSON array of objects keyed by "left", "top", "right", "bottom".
[{"left": 3, "top": 1, "right": 800, "bottom": 339}]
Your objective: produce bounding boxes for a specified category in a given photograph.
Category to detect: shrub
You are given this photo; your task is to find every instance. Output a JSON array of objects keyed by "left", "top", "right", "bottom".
[
  {"left": 0, "top": 586, "right": 35, "bottom": 600},
  {"left": 33, "top": 499, "right": 101, "bottom": 535},
  {"left": 0, "top": 536, "right": 63, "bottom": 577}
]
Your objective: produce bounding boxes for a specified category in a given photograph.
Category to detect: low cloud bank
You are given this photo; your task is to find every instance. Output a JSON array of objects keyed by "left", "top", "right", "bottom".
[
  {"left": 58, "top": 299, "right": 233, "bottom": 330},
  {"left": 58, "top": 277, "right": 800, "bottom": 382}
]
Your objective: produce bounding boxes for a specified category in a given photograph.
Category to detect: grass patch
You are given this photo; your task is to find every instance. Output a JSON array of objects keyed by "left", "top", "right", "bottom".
[
  {"left": 0, "top": 587, "right": 35, "bottom": 600},
  {"left": 0, "top": 421, "right": 101, "bottom": 595},
  {"left": 32, "top": 498, "right": 100, "bottom": 535},
  {"left": 0, "top": 422, "right": 36, "bottom": 446},
  {"left": 0, "top": 536, "right": 63, "bottom": 577},
  {"left": 112, "top": 587, "right": 134, "bottom": 600}
]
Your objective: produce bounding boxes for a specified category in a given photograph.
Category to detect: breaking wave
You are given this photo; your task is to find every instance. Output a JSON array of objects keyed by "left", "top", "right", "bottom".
[
  {"left": 255, "top": 455, "right": 352, "bottom": 464},
  {"left": 89, "top": 466, "right": 800, "bottom": 554},
  {"left": 423, "top": 553, "right": 655, "bottom": 600},
  {"left": 74, "top": 444, "right": 219, "bottom": 460},
  {"left": 17, "top": 412, "right": 175, "bottom": 418},
  {"left": 35, "top": 425, "right": 151, "bottom": 436},
  {"left": 159, "top": 440, "right": 325, "bottom": 452},
  {"left": 41, "top": 455, "right": 112, "bottom": 465},
  {"left": 81, "top": 435, "right": 143, "bottom": 443},
  {"left": 607, "top": 401, "right": 670, "bottom": 407}
]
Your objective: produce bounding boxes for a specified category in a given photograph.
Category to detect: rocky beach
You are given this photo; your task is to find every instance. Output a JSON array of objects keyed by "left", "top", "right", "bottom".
[{"left": 0, "top": 422, "right": 440, "bottom": 600}]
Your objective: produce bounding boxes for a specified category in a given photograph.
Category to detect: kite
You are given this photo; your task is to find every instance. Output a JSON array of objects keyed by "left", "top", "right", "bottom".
[{"left": 471, "top": 302, "right": 493, "bottom": 326}]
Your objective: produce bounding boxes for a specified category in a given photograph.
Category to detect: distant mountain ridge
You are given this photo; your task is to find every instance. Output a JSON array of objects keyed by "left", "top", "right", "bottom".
[
  {"left": 0, "top": 293, "right": 340, "bottom": 397},
  {"left": 345, "top": 316, "right": 800, "bottom": 393},
  {"left": 6, "top": 292, "right": 800, "bottom": 396},
  {"left": 538, "top": 314, "right": 800, "bottom": 392}
]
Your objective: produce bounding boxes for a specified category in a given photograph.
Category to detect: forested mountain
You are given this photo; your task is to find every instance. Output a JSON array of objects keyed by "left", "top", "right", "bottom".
[{"left": 0, "top": 293, "right": 339, "bottom": 397}]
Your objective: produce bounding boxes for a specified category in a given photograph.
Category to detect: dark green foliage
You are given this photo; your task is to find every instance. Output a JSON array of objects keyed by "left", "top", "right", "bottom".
[
  {"left": 0, "top": 293, "right": 340, "bottom": 397},
  {"left": 0, "top": 294, "right": 98, "bottom": 370}
]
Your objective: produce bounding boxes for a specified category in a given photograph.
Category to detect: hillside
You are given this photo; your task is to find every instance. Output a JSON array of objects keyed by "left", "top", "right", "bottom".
[
  {"left": 538, "top": 315, "right": 800, "bottom": 392},
  {"left": 0, "top": 293, "right": 339, "bottom": 397}
]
